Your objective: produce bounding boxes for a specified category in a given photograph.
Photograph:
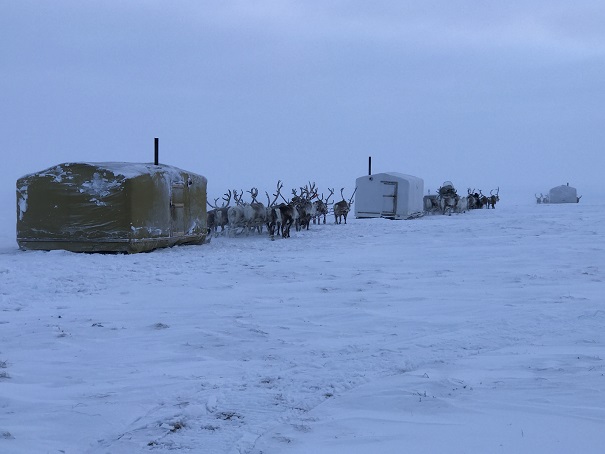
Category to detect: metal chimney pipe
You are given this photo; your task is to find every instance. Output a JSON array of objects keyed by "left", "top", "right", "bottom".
[
  {"left": 368, "top": 156, "right": 372, "bottom": 176},
  {"left": 154, "top": 138, "right": 159, "bottom": 165}
]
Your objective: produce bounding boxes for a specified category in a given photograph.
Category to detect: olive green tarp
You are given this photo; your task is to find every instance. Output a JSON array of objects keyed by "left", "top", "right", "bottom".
[{"left": 16, "top": 162, "right": 207, "bottom": 253}]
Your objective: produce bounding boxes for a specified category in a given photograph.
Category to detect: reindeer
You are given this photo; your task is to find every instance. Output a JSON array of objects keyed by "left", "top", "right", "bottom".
[
  {"left": 470, "top": 189, "right": 484, "bottom": 209},
  {"left": 275, "top": 182, "right": 298, "bottom": 238},
  {"left": 334, "top": 187, "right": 356, "bottom": 224},
  {"left": 273, "top": 180, "right": 298, "bottom": 238},
  {"left": 439, "top": 194, "right": 459, "bottom": 214},
  {"left": 290, "top": 188, "right": 308, "bottom": 232},
  {"left": 294, "top": 183, "right": 317, "bottom": 231},
  {"left": 487, "top": 187, "right": 500, "bottom": 209},
  {"left": 467, "top": 188, "right": 479, "bottom": 210},
  {"left": 245, "top": 187, "right": 266, "bottom": 234},
  {"left": 265, "top": 181, "right": 285, "bottom": 239},
  {"left": 216, "top": 190, "right": 232, "bottom": 232},
  {"left": 278, "top": 202, "right": 296, "bottom": 238},
  {"left": 478, "top": 190, "right": 489, "bottom": 209},
  {"left": 313, "top": 188, "right": 333, "bottom": 224},
  {"left": 207, "top": 191, "right": 231, "bottom": 235},
  {"left": 456, "top": 195, "right": 469, "bottom": 213},
  {"left": 206, "top": 197, "right": 221, "bottom": 235},
  {"left": 437, "top": 183, "right": 459, "bottom": 215},
  {"left": 227, "top": 189, "right": 247, "bottom": 235}
]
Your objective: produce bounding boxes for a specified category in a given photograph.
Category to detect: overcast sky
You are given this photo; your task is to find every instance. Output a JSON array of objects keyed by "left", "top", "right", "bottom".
[{"left": 2, "top": 0, "right": 604, "bottom": 205}]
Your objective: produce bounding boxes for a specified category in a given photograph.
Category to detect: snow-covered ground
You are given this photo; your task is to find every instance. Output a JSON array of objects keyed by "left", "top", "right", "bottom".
[{"left": 1, "top": 199, "right": 604, "bottom": 453}]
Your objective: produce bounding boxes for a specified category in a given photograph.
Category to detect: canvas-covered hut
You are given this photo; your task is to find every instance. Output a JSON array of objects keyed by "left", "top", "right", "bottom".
[
  {"left": 355, "top": 172, "right": 424, "bottom": 220},
  {"left": 16, "top": 162, "right": 207, "bottom": 253},
  {"left": 548, "top": 183, "right": 580, "bottom": 204}
]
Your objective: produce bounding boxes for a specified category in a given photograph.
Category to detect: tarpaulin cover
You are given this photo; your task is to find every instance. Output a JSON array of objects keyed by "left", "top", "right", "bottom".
[{"left": 16, "top": 162, "right": 207, "bottom": 253}]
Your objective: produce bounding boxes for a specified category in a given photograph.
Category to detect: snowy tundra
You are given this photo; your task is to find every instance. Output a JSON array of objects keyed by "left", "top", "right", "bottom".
[{"left": 0, "top": 199, "right": 604, "bottom": 454}]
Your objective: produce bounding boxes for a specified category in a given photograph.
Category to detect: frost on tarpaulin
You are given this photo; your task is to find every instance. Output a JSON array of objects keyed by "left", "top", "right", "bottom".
[
  {"left": 35, "top": 164, "right": 70, "bottom": 183},
  {"left": 17, "top": 184, "right": 28, "bottom": 221},
  {"left": 130, "top": 225, "right": 164, "bottom": 237},
  {"left": 79, "top": 172, "right": 124, "bottom": 206}
]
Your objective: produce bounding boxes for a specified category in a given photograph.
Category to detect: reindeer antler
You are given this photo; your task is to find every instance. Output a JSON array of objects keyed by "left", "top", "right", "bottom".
[
  {"left": 267, "top": 188, "right": 280, "bottom": 207},
  {"left": 246, "top": 187, "right": 259, "bottom": 203},
  {"left": 233, "top": 189, "right": 244, "bottom": 205},
  {"left": 274, "top": 180, "right": 288, "bottom": 204},
  {"left": 207, "top": 197, "right": 220, "bottom": 209},
  {"left": 308, "top": 181, "right": 318, "bottom": 199},
  {"left": 348, "top": 187, "right": 357, "bottom": 205},
  {"left": 222, "top": 190, "right": 232, "bottom": 207},
  {"left": 326, "top": 188, "right": 334, "bottom": 204}
]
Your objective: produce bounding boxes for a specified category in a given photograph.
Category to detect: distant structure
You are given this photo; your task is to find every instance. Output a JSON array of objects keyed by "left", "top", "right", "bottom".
[
  {"left": 548, "top": 183, "right": 581, "bottom": 204},
  {"left": 17, "top": 162, "right": 208, "bottom": 253},
  {"left": 355, "top": 172, "right": 424, "bottom": 220}
]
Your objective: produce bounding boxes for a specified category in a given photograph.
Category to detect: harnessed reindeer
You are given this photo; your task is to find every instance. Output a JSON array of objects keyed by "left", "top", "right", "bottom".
[
  {"left": 227, "top": 189, "right": 247, "bottom": 236},
  {"left": 272, "top": 181, "right": 297, "bottom": 238},
  {"left": 294, "top": 183, "right": 318, "bottom": 231},
  {"left": 437, "top": 182, "right": 459, "bottom": 215},
  {"left": 313, "top": 188, "right": 333, "bottom": 224},
  {"left": 289, "top": 188, "right": 309, "bottom": 232},
  {"left": 245, "top": 187, "right": 266, "bottom": 234},
  {"left": 535, "top": 193, "right": 550, "bottom": 204},
  {"left": 479, "top": 190, "right": 489, "bottom": 209},
  {"left": 265, "top": 181, "right": 285, "bottom": 239},
  {"left": 334, "top": 187, "right": 356, "bottom": 224},
  {"left": 456, "top": 194, "right": 469, "bottom": 213},
  {"left": 467, "top": 188, "right": 480, "bottom": 210},
  {"left": 206, "top": 197, "right": 221, "bottom": 235},
  {"left": 278, "top": 202, "right": 296, "bottom": 238},
  {"left": 487, "top": 187, "right": 500, "bottom": 209},
  {"left": 207, "top": 190, "right": 231, "bottom": 235}
]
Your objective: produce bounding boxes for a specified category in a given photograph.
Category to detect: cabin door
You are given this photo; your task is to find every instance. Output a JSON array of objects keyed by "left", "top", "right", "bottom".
[
  {"left": 170, "top": 183, "right": 186, "bottom": 236},
  {"left": 380, "top": 181, "right": 397, "bottom": 217}
]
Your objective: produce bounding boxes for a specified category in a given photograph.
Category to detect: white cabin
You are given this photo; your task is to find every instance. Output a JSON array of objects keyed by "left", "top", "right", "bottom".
[
  {"left": 549, "top": 183, "right": 579, "bottom": 203},
  {"left": 355, "top": 172, "right": 424, "bottom": 220}
]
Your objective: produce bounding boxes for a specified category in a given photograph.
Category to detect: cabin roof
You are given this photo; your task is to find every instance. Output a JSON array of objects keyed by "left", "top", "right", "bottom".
[
  {"left": 20, "top": 162, "right": 192, "bottom": 182},
  {"left": 359, "top": 172, "right": 423, "bottom": 182}
]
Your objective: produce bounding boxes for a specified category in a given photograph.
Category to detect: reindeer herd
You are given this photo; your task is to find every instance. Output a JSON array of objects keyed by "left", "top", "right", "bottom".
[
  {"left": 207, "top": 179, "right": 498, "bottom": 239},
  {"left": 206, "top": 182, "right": 357, "bottom": 239},
  {"left": 424, "top": 183, "right": 500, "bottom": 215}
]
